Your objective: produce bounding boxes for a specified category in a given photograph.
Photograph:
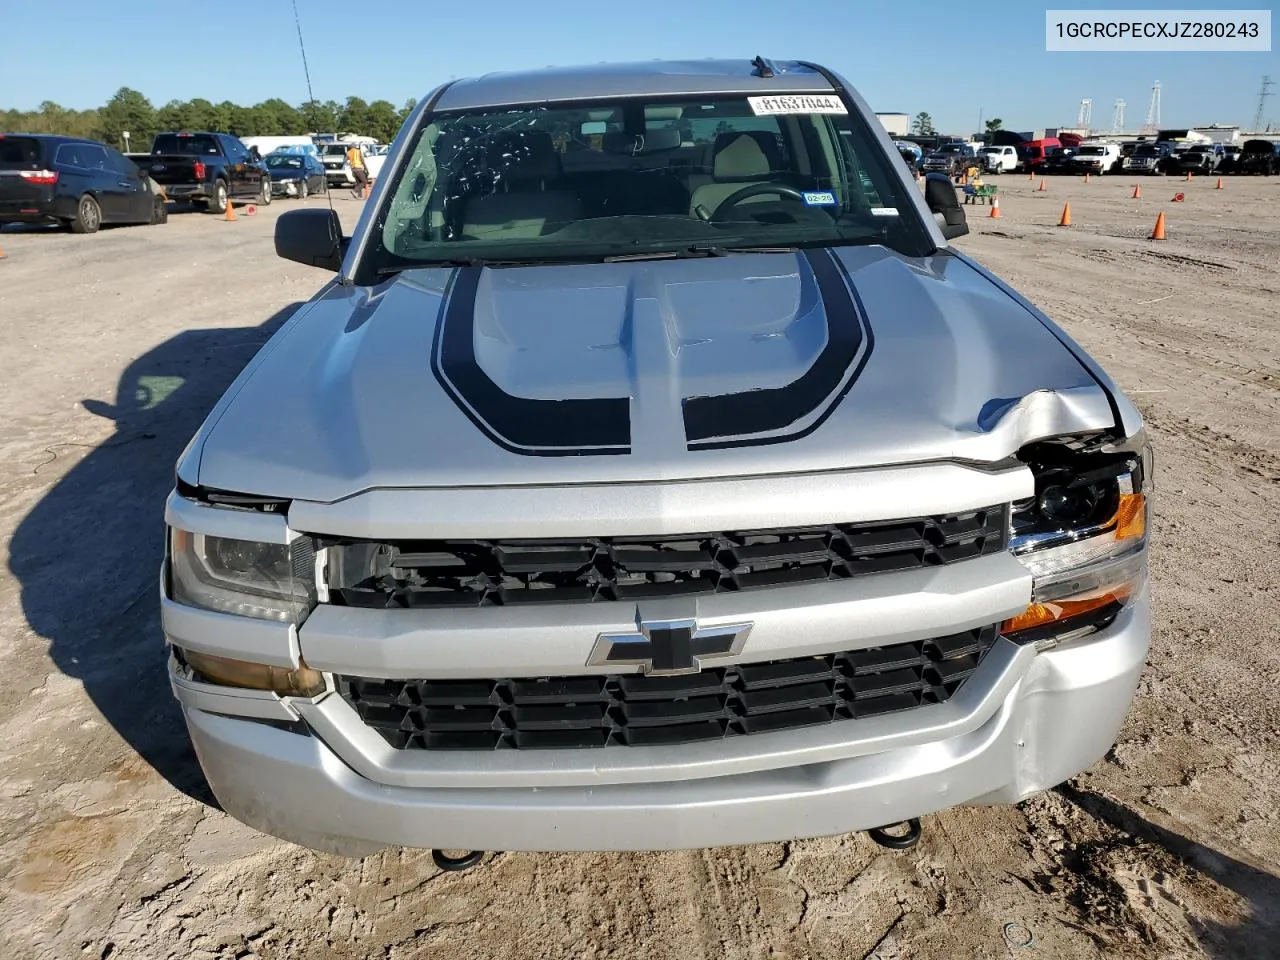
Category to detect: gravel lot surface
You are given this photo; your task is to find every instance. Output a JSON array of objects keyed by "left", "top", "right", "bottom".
[{"left": 1, "top": 176, "right": 1277, "bottom": 960}]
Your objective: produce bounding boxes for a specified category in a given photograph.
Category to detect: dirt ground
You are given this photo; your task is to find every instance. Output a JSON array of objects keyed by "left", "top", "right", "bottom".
[{"left": 1, "top": 174, "right": 1278, "bottom": 960}]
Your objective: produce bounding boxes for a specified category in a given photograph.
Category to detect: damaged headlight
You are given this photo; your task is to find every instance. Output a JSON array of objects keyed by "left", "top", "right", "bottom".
[
  {"left": 169, "top": 529, "right": 317, "bottom": 623},
  {"left": 1002, "top": 434, "right": 1152, "bottom": 646}
]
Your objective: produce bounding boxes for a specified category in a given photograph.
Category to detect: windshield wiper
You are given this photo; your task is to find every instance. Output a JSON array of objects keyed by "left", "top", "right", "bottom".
[
  {"left": 376, "top": 257, "right": 495, "bottom": 275},
  {"left": 603, "top": 244, "right": 796, "bottom": 263}
]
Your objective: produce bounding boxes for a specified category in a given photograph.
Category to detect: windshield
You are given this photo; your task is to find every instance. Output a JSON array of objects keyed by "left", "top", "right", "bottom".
[
  {"left": 369, "top": 93, "right": 929, "bottom": 269},
  {"left": 153, "top": 134, "right": 220, "bottom": 156},
  {"left": 322, "top": 144, "right": 349, "bottom": 156},
  {"left": 267, "top": 155, "right": 304, "bottom": 169},
  {"left": 1078, "top": 146, "right": 1105, "bottom": 155}
]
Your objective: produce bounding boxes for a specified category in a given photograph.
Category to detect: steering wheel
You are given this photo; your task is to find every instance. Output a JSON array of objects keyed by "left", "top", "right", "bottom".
[{"left": 709, "top": 183, "right": 807, "bottom": 222}]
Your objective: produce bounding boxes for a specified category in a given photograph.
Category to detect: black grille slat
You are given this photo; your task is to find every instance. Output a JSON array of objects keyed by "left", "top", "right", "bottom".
[
  {"left": 327, "top": 508, "right": 1006, "bottom": 608},
  {"left": 337, "top": 626, "right": 999, "bottom": 751}
]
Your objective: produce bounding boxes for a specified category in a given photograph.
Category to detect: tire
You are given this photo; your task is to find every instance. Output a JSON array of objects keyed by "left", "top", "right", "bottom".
[
  {"left": 259, "top": 177, "right": 272, "bottom": 206},
  {"left": 150, "top": 196, "right": 168, "bottom": 225},
  {"left": 207, "top": 179, "right": 229, "bottom": 214},
  {"left": 299, "top": 179, "right": 309, "bottom": 200},
  {"left": 69, "top": 194, "right": 102, "bottom": 234}
]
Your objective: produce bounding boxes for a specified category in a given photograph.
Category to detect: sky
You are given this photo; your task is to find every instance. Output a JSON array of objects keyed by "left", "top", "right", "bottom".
[{"left": 1, "top": 0, "right": 1274, "bottom": 133}]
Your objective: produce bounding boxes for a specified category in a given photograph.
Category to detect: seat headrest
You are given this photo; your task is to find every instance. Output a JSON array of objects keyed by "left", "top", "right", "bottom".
[
  {"left": 712, "top": 131, "right": 782, "bottom": 180},
  {"left": 486, "top": 130, "right": 561, "bottom": 185}
]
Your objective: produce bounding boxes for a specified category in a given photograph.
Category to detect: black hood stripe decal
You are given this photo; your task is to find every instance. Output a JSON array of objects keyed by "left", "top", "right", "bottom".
[
  {"left": 682, "top": 247, "right": 874, "bottom": 450},
  {"left": 432, "top": 266, "right": 632, "bottom": 457}
]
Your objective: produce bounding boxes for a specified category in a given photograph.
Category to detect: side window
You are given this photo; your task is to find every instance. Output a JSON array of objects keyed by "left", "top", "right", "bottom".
[
  {"left": 55, "top": 144, "right": 84, "bottom": 168},
  {"left": 222, "top": 137, "right": 247, "bottom": 162},
  {"left": 107, "top": 148, "right": 140, "bottom": 176},
  {"left": 83, "top": 145, "right": 109, "bottom": 171}
]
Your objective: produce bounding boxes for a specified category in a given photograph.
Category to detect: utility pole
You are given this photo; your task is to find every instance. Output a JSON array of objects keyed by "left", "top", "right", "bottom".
[{"left": 1254, "top": 76, "right": 1274, "bottom": 133}]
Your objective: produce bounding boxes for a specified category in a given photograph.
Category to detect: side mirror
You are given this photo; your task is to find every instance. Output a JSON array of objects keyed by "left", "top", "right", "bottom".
[
  {"left": 275, "top": 208, "right": 345, "bottom": 271},
  {"left": 923, "top": 172, "right": 968, "bottom": 240}
]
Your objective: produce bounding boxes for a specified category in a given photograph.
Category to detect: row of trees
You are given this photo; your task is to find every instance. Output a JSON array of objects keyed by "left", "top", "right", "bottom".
[
  {"left": 908, "top": 112, "right": 1004, "bottom": 137},
  {"left": 0, "top": 88, "right": 418, "bottom": 149}
]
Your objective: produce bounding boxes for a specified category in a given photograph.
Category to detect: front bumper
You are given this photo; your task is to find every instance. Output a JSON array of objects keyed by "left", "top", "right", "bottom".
[
  {"left": 270, "top": 179, "right": 301, "bottom": 197},
  {"left": 172, "top": 591, "right": 1149, "bottom": 856}
]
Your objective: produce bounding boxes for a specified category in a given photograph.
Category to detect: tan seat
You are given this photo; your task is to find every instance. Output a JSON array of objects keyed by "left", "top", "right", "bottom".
[
  {"left": 688, "top": 131, "right": 785, "bottom": 220},
  {"left": 460, "top": 131, "right": 581, "bottom": 240}
]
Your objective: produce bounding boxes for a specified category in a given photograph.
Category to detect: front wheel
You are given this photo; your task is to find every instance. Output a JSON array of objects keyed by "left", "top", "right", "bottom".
[
  {"left": 69, "top": 194, "right": 102, "bottom": 234},
  {"left": 150, "top": 196, "right": 168, "bottom": 225},
  {"left": 207, "top": 180, "right": 229, "bottom": 214},
  {"left": 299, "top": 179, "right": 309, "bottom": 200},
  {"left": 259, "top": 177, "right": 272, "bottom": 205}
]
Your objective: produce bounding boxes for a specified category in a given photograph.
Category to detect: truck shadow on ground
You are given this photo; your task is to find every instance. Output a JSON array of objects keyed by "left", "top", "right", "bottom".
[
  {"left": 1056, "top": 783, "right": 1280, "bottom": 959},
  {"left": 8, "top": 303, "right": 301, "bottom": 804}
]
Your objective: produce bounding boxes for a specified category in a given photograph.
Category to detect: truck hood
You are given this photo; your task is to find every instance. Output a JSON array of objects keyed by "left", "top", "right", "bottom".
[{"left": 189, "top": 246, "right": 1118, "bottom": 502}]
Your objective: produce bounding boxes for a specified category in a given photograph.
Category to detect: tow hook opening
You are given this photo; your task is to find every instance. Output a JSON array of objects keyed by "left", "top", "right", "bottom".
[
  {"left": 432, "top": 849, "right": 486, "bottom": 872},
  {"left": 867, "top": 818, "right": 922, "bottom": 850}
]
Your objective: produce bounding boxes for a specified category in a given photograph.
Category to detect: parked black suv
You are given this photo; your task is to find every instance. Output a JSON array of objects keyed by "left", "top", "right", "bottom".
[{"left": 0, "top": 133, "right": 167, "bottom": 233}]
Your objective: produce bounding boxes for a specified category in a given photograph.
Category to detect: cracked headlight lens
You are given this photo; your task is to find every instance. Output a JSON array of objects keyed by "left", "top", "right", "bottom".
[
  {"left": 169, "top": 529, "right": 316, "bottom": 623},
  {"left": 1003, "top": 439, "right": 1151, "bottom": 643}
]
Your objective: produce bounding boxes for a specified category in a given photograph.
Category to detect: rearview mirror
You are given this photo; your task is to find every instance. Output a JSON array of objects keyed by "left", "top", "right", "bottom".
[
  {"left": 275, "top": 208, "right": 345, "bottom": 271},
  {"left": 923, "top": 172, "right": 968, "bottom": 240}
]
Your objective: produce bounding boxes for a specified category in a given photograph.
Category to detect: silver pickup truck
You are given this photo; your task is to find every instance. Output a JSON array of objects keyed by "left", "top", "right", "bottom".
[{"left": 162, "top": 57, "right": 1151, "bottom": 862}]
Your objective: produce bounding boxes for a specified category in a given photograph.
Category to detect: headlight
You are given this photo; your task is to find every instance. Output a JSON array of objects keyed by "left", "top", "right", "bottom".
[
  {"left": 169, "top": 529, "right": 317, "bottom": 623},
  {"left": 1002, "top": 436, "right": 1152, "bottom": 646}
]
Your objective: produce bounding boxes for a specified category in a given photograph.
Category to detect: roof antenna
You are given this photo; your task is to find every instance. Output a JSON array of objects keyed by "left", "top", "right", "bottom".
[{"left": 751, "top": 56, "right": 776, "bottom": 79}]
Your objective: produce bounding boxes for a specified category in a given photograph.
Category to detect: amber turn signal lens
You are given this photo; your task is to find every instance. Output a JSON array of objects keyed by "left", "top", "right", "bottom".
[
  {"left": 1113, "top": 492, "right": 1146, "bottom": 541},
  {"left": 1001, "top": 585, "right": 1134, "bottom": 634},
  {"left": 179, "top": 648, "right": 325, "bottom": 697}
]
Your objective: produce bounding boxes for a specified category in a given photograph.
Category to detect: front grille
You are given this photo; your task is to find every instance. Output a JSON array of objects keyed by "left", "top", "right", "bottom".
[
  {"left": 324, "top": 506, "right": 1006, "bottom": 608},
  {"left": 337, "top": 625, "right": 998, "bottom": 750}
]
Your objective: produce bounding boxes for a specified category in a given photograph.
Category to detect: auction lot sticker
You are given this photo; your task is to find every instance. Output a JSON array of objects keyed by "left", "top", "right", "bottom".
[{"left": 749, "top": 95, "right": 847, "bottom": 115}]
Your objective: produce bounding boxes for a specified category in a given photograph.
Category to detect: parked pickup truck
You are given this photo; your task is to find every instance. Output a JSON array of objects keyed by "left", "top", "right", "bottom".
[
  {"left": 920, "top": 141, "right": 985, "bottom": 177},
  {"left": 1070, "top": 143, "right": 1122, "bottom": 175},
  {"left": 163, "top": 57, "right": 1151, "bottom": 862},
  {"left": 130, "top": 132, "right": 272, "bottom": 213},
  {"left": 978, "top": 144, "right": 1018, "bottom": 173},
  {"left": 1235, "top": 139, "right": 1280, "bottom": 175},
  {"left": 1175, "top": 144, "right": 1223, "bottom": 174},
  {"left": 1123, "top": 142, "right": 1176, "bottom": 175}
]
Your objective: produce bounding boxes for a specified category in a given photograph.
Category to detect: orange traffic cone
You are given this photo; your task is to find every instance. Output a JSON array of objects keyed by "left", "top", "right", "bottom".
[
  {"left": 989, "top": 196, "right": 1001, "bottom": 218},
  {"left": 1150, "top": 212, "right": 1166, "bottom": 240},
  {"left": 1185, "top": 171, "right": 1192, "bottom": 181},
  {"left": 1132, "top": 184, "right": 1141, "bottom": 199},
  {"left": 224, "top": 199, "right": 236, "bottom": 222},
  {"left": 1215, "top": 177, "right": 1224, "bottom": 190},
  {"left": 1037, "top": 178, "right": 1047, "bottom": 192},
  {"left": 1084, "top": 172, "right": 1091, "bottom": 184},
  {"left": 1058, "top": 202, "right": 1071, "bottom": 227}
]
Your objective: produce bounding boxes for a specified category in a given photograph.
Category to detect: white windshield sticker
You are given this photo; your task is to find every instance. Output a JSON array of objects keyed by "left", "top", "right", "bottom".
[
  {"left": 870, "top": 207, "right": 899, "bottom": 216},
  {"left": 748, "top": 94, "right": 847, "bottom": 116}
]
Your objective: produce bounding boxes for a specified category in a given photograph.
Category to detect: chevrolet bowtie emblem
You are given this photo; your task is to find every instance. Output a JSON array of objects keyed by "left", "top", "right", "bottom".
[{"left": 588, "top": 618, "right": 752, "bottom": 676}]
